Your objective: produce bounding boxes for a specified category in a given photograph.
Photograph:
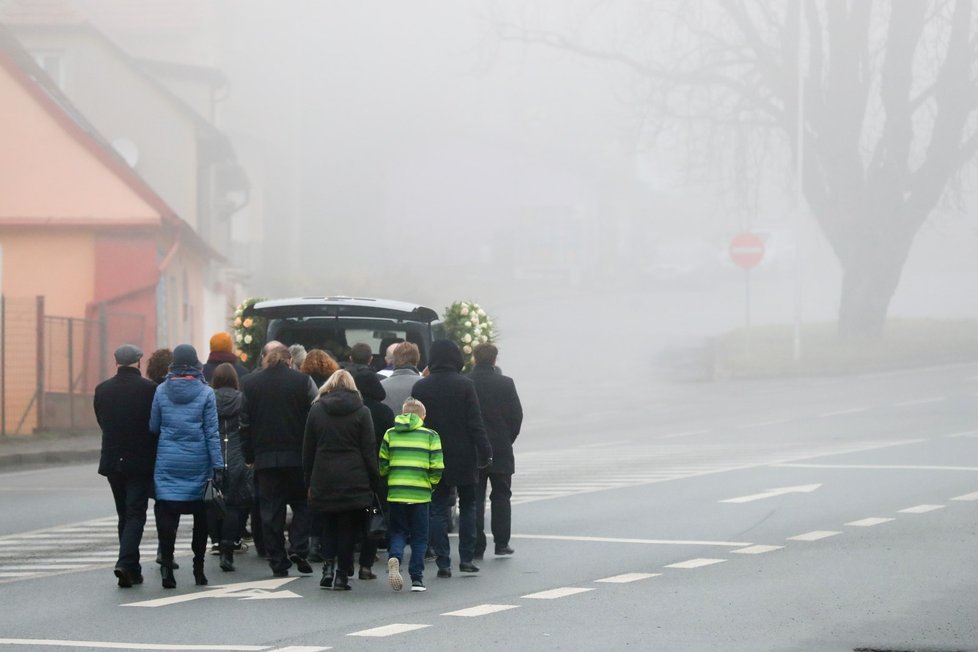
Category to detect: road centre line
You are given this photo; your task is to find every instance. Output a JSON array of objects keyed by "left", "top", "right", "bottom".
[
  {"left": 951, "top": 491, "right": 978, "bottom": 501},
  {"left": 510, "top": 534, "right": 752, "bottom": 547},
  {"left": 655, "top": 429, "right": 712, "bottom": 440},
  {"left": 595, "top": 573, "right": 660, "bottom": 583},
  {"left": 732, "top": 545, "right": 784, "bottom": 555},
  {"left": 787, "top": 531, "right": 841, "bottom": 542},
  {"left": 775, "top": 463, "right": 978, "bottom": 471},
  {"left": 269, "top": 648, "right": 330, "bottom": 652},
  {"left": 0, "top": 640, "right": 266, "bottom": 650},
  {"left": 893, "top": 397, "right": 947, "bottom": 407},
  {"left": 817, "top": 407, "right": 869, "bottom": 418},
  {"left": 442, "top": 604, "right": 520, "bottom": 617},
  {"left": 735, "top": 419, "right": 790, "bottom": 429},
  {"left": 899, "top": 504, "right": 945, "bottom": 514},
  {"left": 665, "top": 558, "right": 726, "bottom": 569},
  {"left": 523, "top": 587, "right": 594, "bottom": 599},
  {"left": 348, "top": 624, "right": 430, "bottom": 638},
  {"left": 845, "top": 517, "right": 894, "bottom": 527}
]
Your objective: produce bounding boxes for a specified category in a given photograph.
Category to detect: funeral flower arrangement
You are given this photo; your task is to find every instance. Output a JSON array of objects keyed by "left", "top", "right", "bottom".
[
  {"left": 231, "top": 297, "right": 267, "bottom": 369},
  {"left": 443, "top": 300, "right": 496, "bottom": 370}
]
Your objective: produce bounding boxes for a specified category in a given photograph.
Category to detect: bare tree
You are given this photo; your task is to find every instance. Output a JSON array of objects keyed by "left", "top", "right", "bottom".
[{"left": 496, "top": 1, "right": 978, "bottom": 339}]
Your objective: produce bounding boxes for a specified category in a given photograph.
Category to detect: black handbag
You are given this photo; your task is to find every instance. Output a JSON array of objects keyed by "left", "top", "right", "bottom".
[
  {"left": 367, "top": 493, "right": 387, "bottom": 540},
  {"left": 203, "top": 478, "right": 226, "bottom": 519}
]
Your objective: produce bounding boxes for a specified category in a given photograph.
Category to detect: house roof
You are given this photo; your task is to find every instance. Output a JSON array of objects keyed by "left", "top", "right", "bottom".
[{"left": 0, "top": 23, "right": 222, "bottom": 261}]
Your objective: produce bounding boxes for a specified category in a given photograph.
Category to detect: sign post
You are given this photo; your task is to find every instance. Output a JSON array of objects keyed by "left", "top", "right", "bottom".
[{"left": 729, "top": 233, "right": 765, "bottom": 358}]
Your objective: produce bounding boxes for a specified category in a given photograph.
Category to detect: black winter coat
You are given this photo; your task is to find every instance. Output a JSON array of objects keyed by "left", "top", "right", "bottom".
[
  {"left": 203, "top": 352, "right": 250, "bottom": 384},
  {"left": 95, "top": 367, "right": 159, "bottom": 477},
  {"left": 240, "top": 363, "right": 316, "bottom": 469},
  {"left": 302, "top": 389, "right": 380, "bottom": 513},
  {"left": 467, "top": 364, "right": 523, "bottom": 475},
  {"left": 353, "top": 370, "right": 395, "bottom": 453},
  {"left": 410, "top": 340, "right": 491, "bottom": 486},
  {"left": 215, "top": 387, "right": 253, "bottom": 508}
]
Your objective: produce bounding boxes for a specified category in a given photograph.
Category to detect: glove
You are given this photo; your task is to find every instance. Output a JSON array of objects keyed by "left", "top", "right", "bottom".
[{"left": 213, "top": 468, "right": 227, "bottom": 492}]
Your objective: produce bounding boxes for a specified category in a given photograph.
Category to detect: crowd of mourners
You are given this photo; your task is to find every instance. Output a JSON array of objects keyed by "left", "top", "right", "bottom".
[{"left": 93, "top": 331, "right": 523, "bottom": 594}]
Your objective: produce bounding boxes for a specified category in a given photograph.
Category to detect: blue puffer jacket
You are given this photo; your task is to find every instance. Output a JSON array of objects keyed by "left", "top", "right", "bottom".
[{"left": 150, "top": 367, "right": 223, "bottom": 501}]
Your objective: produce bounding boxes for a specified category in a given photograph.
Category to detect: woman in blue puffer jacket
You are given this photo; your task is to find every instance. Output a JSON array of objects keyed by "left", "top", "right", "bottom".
[{"left": 150, "top": 344, "right": 223, "bottom": 589}]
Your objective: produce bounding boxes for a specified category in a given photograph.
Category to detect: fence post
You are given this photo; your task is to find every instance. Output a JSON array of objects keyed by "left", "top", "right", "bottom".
[
  {"left": 36, "top": 295, "right": 45, "bottom": 433},
  {"left": 98, "top": 303, "right": 108, "bottom": 383}
]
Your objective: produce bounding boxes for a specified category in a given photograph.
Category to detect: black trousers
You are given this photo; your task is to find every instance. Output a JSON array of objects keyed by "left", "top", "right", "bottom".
[
  {"left": 154, "top": 499, "right": 208, "bottom": 567},
  {"left": 255, "top": 467, "right": 309, "bottom": 573},
  {"left": 320, "top": 509, "right": 366, "bottom": 577},
  {"left": 475, "top": 470, "right": 513, "bottom": 553},
  {"left": 106, "top": 472, "right": 152, "bottom": 574}
]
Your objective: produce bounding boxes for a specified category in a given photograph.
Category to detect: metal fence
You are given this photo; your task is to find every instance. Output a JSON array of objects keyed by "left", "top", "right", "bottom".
[{"left": 1, "top": 295, "right": 145, "bottom": 435}]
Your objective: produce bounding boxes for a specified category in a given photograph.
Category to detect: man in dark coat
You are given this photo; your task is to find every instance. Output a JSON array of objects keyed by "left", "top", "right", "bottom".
[
  {"left": 240, "top": 341, "right": 317, "bottom": 576},
  {"left": 411, "top": 339, "right": 492, "bottom": 576},
  {"left": 467, "top": 343, "right": 523, "bottom": 558},
  {"left": 94, "top": 343, "right": 159, "bottom": 588}
]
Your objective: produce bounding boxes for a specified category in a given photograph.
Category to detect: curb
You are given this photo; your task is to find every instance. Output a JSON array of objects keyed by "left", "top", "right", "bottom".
[{"left": 0, "top": 448, "right": 100, "bottom": 470}]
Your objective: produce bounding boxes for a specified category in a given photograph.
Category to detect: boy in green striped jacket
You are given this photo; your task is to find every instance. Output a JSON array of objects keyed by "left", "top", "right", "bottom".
[{"left": 380, "top": 398, "right": 444, "bottom": 592}]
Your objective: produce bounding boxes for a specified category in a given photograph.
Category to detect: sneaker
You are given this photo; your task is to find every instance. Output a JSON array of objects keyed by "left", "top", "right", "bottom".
[
  {"left": 388, "top": 557, "right": 403, "bottom": 591},
  {"left": 410, "top": 579, "right": 426, "bottom": 592},
  {"left": 289, "top": 554, "right": 313, "bottom": 574},
  {"left": 210, "top": 544, "right": 220, "bottom": 555}
]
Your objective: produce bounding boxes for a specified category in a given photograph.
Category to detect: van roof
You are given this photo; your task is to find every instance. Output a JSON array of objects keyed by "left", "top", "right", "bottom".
[{"left": 246, "top": 296, "right": 440, "bottom": 323}]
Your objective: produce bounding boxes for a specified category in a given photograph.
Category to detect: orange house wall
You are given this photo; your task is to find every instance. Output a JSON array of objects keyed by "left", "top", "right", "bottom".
[{"left": 0, "top": 229, "right": 95, "bottom": 316}]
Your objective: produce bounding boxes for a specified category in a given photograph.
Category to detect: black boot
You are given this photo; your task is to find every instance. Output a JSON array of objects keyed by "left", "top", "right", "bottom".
[
  {"left": 333, "top": 570, "right": 351, "bottom": 591},
  {"left": 193, "top": 560, "right": 208, "bottom": 586},
  {"left": 160, "top": 560, "right": 176, "bottom": 589},
  {"left": 308, "top": 536, "right": 323, "bottom": 563},
  {"left": 219, "top": 544, "right": 235, "bottom": 572},
  {"left": 319, "top": 560, "right": 335, "bottom": 589}
]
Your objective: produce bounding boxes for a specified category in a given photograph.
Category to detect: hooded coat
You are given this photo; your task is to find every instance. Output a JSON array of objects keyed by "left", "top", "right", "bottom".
[
  {"left": 410, "top": 340, "right": 492, "bottom": 486},
  {"left": 302, "top": 388, "right": 380, "bottom": 513},
  {"left": 214, "top": 386, "right": 253, "bottom": 508},
  {"left": 150, "top": 367, "right": 223, "bottom": 501}
]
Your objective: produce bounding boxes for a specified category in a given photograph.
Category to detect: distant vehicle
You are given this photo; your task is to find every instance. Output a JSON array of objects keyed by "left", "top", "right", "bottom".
[{"left": 245, "top": 296, "right": 445, "bottom": 370}]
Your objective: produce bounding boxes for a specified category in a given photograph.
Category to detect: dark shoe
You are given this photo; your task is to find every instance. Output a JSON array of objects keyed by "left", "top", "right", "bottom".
[
  {"left": 289, "top": 554, "right": 313, "bottom": 574},
  {"left": 333, "top": 572, "right": 351, "bottom": 591},
  {"left": 232, "top": 540, "right": 248, "bottom": 552},
  {"left": 424, "top": 549, "right": 437, "bottom": 561},
  {"left": 114, "top": 566, "right": 134, "bottom": 588},
  {"left": 193, "top": 568, "right": 208, "bottom": 586},
  {"left": 473, "top": 551, "right": 484, "bottom": 561},
  {"left": 494, "top": 545, "right": 515, "bottom": 556},
  {"left": 219, "top": 548, "right": 235, "bottom": 572},
  {"left": 320, "top": 561, "right": 335, "bottom": 589},
  {"left": 210, "top": 544, "right": 220, "bottom": 556},
  {"left": 359, "top": 566, "right": 377, "bottom": 580},
  {"left": 131, "top": 573, "right": 144, "bottom": 585},
  {"left": 161, "top": 565, "right": 176, "bottom": 589},
  {"left": 459, "top": 562, "right": 480, "bottom": 573},
  {"left": 272, "top": 568, "right": 289, "bottom": 578},
  {"left": 155, "top": 554, "right": 179, "bottom": 570},
  {"left": 436, "top": 567, "right": 452, "bottom": 579},
  {"left": 410, "top": 579, "right": 426, "bottom": 592},
  {"left": 308, "top": 536, "right": 323, "bottom": 563}
]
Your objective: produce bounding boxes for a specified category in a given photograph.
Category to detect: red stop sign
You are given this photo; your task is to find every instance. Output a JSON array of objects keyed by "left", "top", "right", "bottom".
[{"left": 729, "top": 232, "right": 765, "bottom": 269}]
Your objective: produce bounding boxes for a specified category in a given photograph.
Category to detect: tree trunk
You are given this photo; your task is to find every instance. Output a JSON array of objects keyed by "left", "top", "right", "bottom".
[{"left": 836, "top": 230, "right": 914, "bottom": 341}]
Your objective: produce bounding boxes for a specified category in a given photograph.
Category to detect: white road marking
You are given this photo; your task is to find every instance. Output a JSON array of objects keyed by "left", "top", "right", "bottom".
[
  {"left": 0, "top": 640, "right": 265, "bottom": 650},
  {"left": 898, "top": 504, "right": 945, "bottom": 514},
  {"left": 732, "top": 545, "right": 784, "bottom": 555},
  {"left": 348, "top": 624, "right": 431, "bottom": 637},
  {"left": 595, "top": 573, "right": 660, "bottom": 583},
  {"left": 122, "top": 578, "right": 301, "bottom": 608},
  {"left": 510, "top": 534, "right": 751, "bottom": 547},
  {"left": 720, "top": 484, "right": 821, "bottom": 504},
  {"left": 0, "top": 564, "right": 93, "bottom": 570},
  {"left": 0, "top": 572, "right": 39, "bottom": 577},
  {"left": 664, "top": 558, "right": 726, "bottom": 569},
  {"left": 944, "top": 430, "right": 978, "bottom": 438},
  {"left": 269, "top": 647, "right": 331, "bottom": 651},
  {"left": 846, "top": 517, "right": 894, "bottom": 527},
  {"left": 655, "top": 429, "right": 712, "bottom": 440},
  {"left": 735, "top": 419, "right": 790, "bottom": 429},
  {"left": 951, "top": 491, "right": 978, "bottom": 501},
  {"left": 788, "top": 530, "right": 841, "bottom": 542},
  {"left": 578, "top": 440, "right": 630, "bottom": 449},
  {"left": 442, "top": 604, "right": 520, "bottom": 617},
  {"left": 776, "top": 463, "right": 978, "bottom": 471},
  {"left": 522, "top": 587, "right": 594, "bottom": 599},
  {"left": 817, "top": 407, "right": 869, "bottom": 418},
  {"left": 894, "top": 397, "right": 947, "bottom": 407}
]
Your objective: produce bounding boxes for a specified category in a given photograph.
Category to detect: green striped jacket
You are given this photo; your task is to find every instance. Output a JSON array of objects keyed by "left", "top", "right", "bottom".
[{"left": 379, "top": 412, "right": 444, "bottom": 503}]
